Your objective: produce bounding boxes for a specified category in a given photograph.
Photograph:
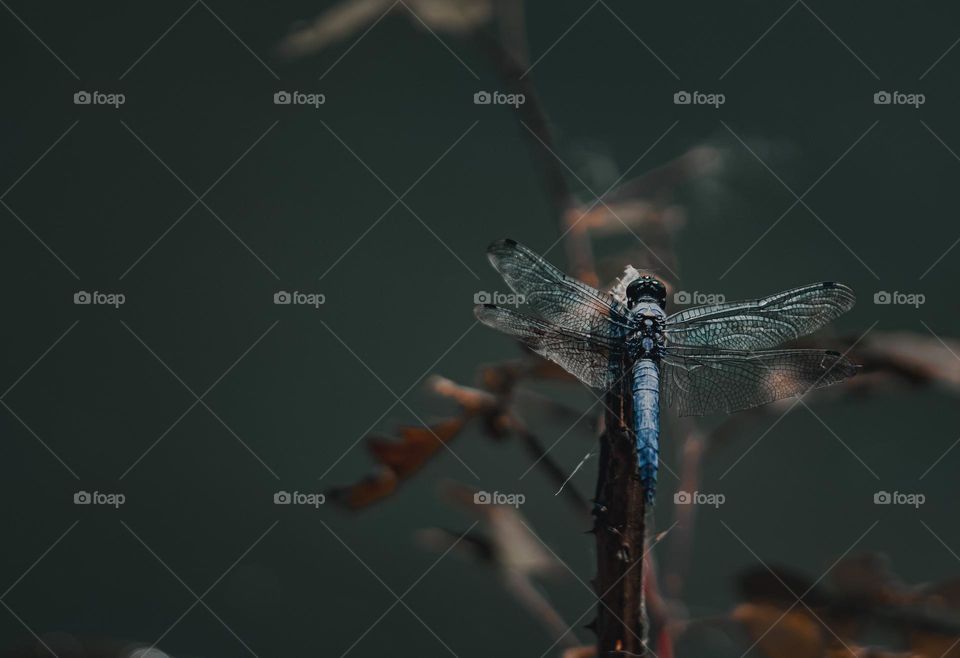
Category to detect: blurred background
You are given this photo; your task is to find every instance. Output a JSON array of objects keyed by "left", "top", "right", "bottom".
[{"left": 0, "top": 1, "right": 959, "bottom": 655}]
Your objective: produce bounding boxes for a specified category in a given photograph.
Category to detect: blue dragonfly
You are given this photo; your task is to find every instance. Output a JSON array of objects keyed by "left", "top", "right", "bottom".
[{"left": 475, "top": 239, "right": 858, "bottom": 502}]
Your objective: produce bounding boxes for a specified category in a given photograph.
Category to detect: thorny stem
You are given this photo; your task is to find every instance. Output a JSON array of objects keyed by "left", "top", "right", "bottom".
[{"left": 592, "top": 386, "right": 649, "bottom": 656}]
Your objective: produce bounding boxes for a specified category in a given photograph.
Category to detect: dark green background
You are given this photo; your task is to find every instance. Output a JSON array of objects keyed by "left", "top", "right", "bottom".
[{"left": 1, "top": 1, "right": 958, "bottom": 655}]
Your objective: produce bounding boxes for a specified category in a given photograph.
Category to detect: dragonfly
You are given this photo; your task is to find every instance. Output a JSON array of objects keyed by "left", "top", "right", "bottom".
[{"left": 475, "top": 239, "right": 858, "bottom": 502}]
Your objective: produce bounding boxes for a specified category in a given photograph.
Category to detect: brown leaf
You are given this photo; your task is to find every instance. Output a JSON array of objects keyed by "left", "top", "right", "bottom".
[
  {"left": 278, "top": 0, "right": 491, "bottom": 58},
  {"left": 368, "top": 418, "right": 465, "bottom": 477},
  {"left": 436, "top": 482, "right": 560, "bottom": 577},
  {"left": 732, "top": 602, "right": 824, "bottom": 658},
  {"left": 732, "top": 555, "right": 960, "bottom": 658},
  {"left": 911, "top": 632, "right": 960, "bottom": 658},
  {"left": 328, "top": 417, "right": 466, "bottom": 509},
  {"left": 427, "top": 375, "right": 498, "bottom": 416},
  {"left": 859, "top": 331, "right": 960, "bottom": 394},
  {"left": 418, "top": 482, "right": 578, "bottom": 648},
  {"left": 278, "top": 0, "right": 394, "bottom": 56},
  {"left": 327, "top": 467, "right": 400, "bottom": 509},
  {"left": 409, "top": 0, "right": 493, "bottom": 32},
  {"left": 830, "top": 553, "right": 908, "bottom": 606}
]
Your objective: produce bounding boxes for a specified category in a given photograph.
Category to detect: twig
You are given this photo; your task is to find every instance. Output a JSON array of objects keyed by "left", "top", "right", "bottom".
[
  {"left": 503, "top": 571, "right": 582, "bottom": 649},
  {"left": 473, "top": 29, "right": 598, "bottom": 285},
  {"left": 515, "top": 426, "right": 591, "bottom": 520},
  {"left": 662, "top": 421, "right": 705, "bottom": 600}
]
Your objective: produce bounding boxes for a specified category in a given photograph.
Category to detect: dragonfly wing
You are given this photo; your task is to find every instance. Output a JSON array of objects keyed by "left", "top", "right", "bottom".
[
  {"left": 475, "top": 305, "right": 622, "bottom": 389},
  {"left": 664, "top": 282, "right": 855, "bottom": 350},
  {"left": 661, "top": 346, "right": 858, "bottom": 416},
  {"left": 486, "top": 239, "right": 634, "bottom": 336}
]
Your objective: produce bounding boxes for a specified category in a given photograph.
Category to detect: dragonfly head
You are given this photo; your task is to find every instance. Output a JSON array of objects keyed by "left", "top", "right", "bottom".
[{"left": 626, "top": 275, "right": 666, "bottom": 310}]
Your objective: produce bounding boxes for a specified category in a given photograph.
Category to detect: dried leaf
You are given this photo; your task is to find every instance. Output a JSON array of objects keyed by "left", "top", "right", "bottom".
[
  {"left": 731, "top": 555, "right": 960, "bottom": 658},
  {"left": 427, "top": 375, "right": 498, "bottom": 415},
  {"left": 732, "top": 602, "right": 824, "bottom": 658},
  {"left": 409, "top": 0, "right": 493, "bottom": 32},
  {"left": 437, "top": 481, "right": 560, "bottom": 576},
  {"left": 911, "top": 632, "right": 960, "bottom": 658},
  {"left": 278, "top": 0, "right": 491, "bottom": 58},
  {"left": 368, "top": 418, "right": 465, "bottom": 477},
  {"left": 575, "top": 145, "right": 722, "bottom": 247},
  {"left": 418, "top": 482, "right": 578, "bottom": 648},
  {"left": 600, "top": 146, "right": 725, "bottom": 208},
  {"left": 278, "top": 0, "right": 394, "bottom": 57},
  {"left": 830, "top": 553, "right": 907, "bottom": 606},
  {"left": 327, "top": 467, "right": 399, "bottom": 509},
  {"left": 328, "top": 418, "right": 466, "bottom": 509},
  {"left": 859, "top": 331, "right": 960, "bottom": 394}
]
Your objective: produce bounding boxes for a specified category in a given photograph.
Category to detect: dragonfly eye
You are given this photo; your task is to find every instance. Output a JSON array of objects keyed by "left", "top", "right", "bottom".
[{"left": 626, "top": 277, "right": 667, "bottom": 309}]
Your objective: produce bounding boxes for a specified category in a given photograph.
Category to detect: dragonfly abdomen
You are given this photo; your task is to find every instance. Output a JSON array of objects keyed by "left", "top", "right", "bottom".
[{"left": 630, "top": 359, "right": 660, "bottom": 502}]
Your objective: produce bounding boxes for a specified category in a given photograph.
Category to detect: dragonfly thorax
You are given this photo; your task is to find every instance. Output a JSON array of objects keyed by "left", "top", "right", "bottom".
[{"left": 628, "top": 306, "right": 666, "bottom": 359}]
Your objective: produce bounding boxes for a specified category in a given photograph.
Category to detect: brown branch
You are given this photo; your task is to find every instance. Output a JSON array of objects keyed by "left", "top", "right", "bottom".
[
  {"left": 473, "top": 29, "right": 598, "bottom": 285},
  {"left": 592, "top": 386, "right": 649, "bottom": 655},
  {"left": 662, "top": 421, "right": 705, "bottom": 602},
  {"left": 503, "top": 571, "right": 582, "bottom": 650}
]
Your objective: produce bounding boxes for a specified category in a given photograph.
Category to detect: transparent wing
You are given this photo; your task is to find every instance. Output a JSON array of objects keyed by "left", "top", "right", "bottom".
[
  {"left": 661, "top": 346, "right": 858, "bottom": 416},
  {"left": 475, "top": 305, "right": 623, "bottom": 389},
  {"left": 664, "top": 282, "right": 855, "bottom": 350},
  {"left": 486, "top": 239, "right": 634, "bottom": 337}
]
